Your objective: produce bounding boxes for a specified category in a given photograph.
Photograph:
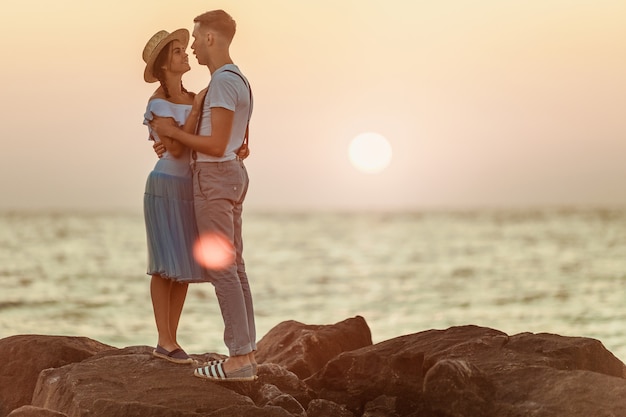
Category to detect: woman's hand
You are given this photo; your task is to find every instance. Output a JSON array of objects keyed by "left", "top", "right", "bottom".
[
  {"left": 181, "top": 88, "right": 208, "bottom": 135},
  {"left": 193, "top": 88, "right": 208, "bottom": 110},
  {"left": 153, "top": 141, "right": 166, "bottom": 158},
  {"left": 150, "top": 115, "right": 184, "bottom": 158},
  {"left": 150, "top": 115, "right": 177, "bottom": 139}
]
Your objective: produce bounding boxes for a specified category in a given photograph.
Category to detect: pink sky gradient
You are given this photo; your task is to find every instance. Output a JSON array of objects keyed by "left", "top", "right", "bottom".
[{"left": 1, "top": 1, "right": 625, "bottom": 211}]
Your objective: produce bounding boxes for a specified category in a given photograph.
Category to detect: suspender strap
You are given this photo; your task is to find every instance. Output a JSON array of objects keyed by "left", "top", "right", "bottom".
[
  {"left": 224, "top": 69, "right": 253, "bottom": 137},
  {"left": 194, "top": 70, "right": 253, "bottom": 147}
]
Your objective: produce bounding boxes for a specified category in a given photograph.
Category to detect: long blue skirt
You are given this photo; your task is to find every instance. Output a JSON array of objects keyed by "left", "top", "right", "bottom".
[{"left": 143, "top": 171, "right": 207, "bottom": 282}]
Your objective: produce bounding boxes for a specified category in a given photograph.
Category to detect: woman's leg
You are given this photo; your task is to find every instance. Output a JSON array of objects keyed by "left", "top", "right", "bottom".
[
  {"left": 168, "top": 281, "right": 189, "bottom": 347},
  {"left": 150, "top": 274, "right": 178, "bottom": 351}
]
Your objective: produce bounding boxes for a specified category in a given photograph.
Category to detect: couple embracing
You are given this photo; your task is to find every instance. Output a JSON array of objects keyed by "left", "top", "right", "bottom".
[{"left": 141, "top": 9, "right": 256, "bottom": 382}]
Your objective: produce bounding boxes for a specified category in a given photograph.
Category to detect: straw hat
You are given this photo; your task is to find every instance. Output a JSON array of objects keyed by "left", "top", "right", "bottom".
[{"left": 142, "top": 29, "right": 189, "bottom": 83}]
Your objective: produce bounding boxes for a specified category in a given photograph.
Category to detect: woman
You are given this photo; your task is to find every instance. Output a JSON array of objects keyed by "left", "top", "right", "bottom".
[{"left": 141, "top": 29, "right": 205, "bottom": 364}]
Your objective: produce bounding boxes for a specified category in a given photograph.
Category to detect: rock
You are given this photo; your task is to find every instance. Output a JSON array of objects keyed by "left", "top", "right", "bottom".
[
  {"left": 493, "top": 366, "right": 626, "bottom": 417},
  {"left": 0, "top": 335, "right": 114, "bottom": 417},
  {"left": 499, "top": 331, "right": 625, "bottom": 377},
  {"left": 423, "top": 359, "right": 495, "bottom": 417},
  {"left": 256, "top": 316, "right": 372, "bottom": 379},
  {"left": 362, "top": 395, "right": 400, "bottom": 417},
  {"left": 264, "top": 393, "right": 305, "bottom": 417},
  {"left": 228, "top": 362, "right": 315, "bottom": 409},
  {"left": 87, "top": 400, "right": 201, "bottom": 417},
  {"left": 244, "top": 376, "right": 307, "bottom": 416},
  {"left": 255, "top": 383, "right": 284, "bottom": 405},
  {"left": 7, "top": 406, "right": 67, "bottom": 417},
  {"left": 31, "top": 346, "right": 255, "bottom": 416},
  {"left": 306, "top": 399, "right": 355, "bottom": 417},
  {"left": 2, "top": 320, "right": 626, "bottom": 417},
  {"left": 305, "top": 329, "right": 427, "bottom": 414},
  {"left": 200, "top": 405, "right": 294, "bottom": 417},
  {"left": 422, "top": 329, "right": 626, "bottom": 416},
  {"left": 307, "top": 325, "right": 626, "bottom": 416},
  {"left": 89, "top": 399, "right": 295, "bottom": 417}
]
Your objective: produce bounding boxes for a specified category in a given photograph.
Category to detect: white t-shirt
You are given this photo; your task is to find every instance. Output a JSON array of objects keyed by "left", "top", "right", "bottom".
[{"left": 195, "top": 64, "right": 252, "bottom": 162}]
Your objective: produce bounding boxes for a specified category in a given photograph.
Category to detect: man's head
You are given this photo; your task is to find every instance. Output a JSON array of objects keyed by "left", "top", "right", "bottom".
[{"left": 191, "top": 10, "right": 236, "bottom": 66}]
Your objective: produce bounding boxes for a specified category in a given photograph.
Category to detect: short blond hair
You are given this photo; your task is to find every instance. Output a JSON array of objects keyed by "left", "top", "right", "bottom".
[{"left": 194, "top": 10, "right": 236, "bottom": 42}]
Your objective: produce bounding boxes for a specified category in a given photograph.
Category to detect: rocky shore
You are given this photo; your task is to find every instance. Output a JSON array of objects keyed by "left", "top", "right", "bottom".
[{"left": 1, "top": 316, "right": 625, "bottom": 417}]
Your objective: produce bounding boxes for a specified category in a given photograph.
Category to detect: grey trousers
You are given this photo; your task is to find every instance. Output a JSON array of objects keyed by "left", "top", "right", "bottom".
[{"left": 193, "top": 158, "right": 256, "bottom": 356}]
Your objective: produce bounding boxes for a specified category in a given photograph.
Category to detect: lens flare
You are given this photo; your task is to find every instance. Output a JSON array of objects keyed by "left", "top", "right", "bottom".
[{"left": 193, "top": 232, "right": 235, "bottom": 270}]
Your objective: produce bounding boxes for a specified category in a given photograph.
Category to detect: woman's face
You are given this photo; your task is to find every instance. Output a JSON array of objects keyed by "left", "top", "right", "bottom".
[{"left": 167, "top": 40, "right": 191, "bottom": 75}]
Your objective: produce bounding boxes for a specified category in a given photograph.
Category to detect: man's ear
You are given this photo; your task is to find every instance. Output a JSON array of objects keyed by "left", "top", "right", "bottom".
[{"left": 206, "top": 31, "right": 214, "bottom": 46}]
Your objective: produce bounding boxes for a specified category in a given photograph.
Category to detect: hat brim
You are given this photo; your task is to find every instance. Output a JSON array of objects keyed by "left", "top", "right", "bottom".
[{"left": 143, "top": 28, "right": 190, "bottom": 83}]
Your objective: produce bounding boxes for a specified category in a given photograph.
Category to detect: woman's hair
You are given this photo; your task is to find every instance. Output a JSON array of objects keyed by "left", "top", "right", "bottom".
[
  {"left": 194, "top": 9, "right": 236, "bottom": 42},
  {"left": 152, "top": 41, "right": 188, "bottom": 99}
]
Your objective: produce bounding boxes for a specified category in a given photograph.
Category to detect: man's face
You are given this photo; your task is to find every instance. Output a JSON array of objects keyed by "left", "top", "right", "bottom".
[{"left": 191, "top": 22, "right": 209, "bottom": 65}]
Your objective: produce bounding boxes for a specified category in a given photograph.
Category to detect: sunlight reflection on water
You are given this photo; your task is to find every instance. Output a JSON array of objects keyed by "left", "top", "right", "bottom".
[{"left": 0, "top": 209, "right": 624, "bottom": 361}]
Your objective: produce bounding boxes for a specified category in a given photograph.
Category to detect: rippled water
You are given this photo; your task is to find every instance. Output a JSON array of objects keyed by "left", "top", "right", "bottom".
[{"left": 0, "top": 209, "right": 624, "bottom": 361}]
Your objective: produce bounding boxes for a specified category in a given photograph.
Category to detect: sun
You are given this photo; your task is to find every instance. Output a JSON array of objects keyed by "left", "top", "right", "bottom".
[{"left": 348, "top": 132, "right": 393, "bottom": 174}]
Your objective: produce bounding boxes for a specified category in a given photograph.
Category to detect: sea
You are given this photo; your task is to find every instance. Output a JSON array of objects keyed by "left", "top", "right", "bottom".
[{"left": 0, "top": 208, "right": 624, "bottom": 362}]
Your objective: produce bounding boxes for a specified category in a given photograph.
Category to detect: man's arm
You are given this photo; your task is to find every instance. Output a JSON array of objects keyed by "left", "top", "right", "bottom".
[{"left": 151, "top": 107, "right": 234, "bottom": 158}]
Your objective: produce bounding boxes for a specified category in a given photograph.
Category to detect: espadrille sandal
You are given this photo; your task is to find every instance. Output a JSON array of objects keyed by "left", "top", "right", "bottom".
[
  {"left": 205, "top": 358, "right": 258, "bottom": 375},
  {"left": 152, "top": 345, "right": 194, "bottom": 364},
  {"left": 194, "top": 362, "right": 256, "bottom": 382}
]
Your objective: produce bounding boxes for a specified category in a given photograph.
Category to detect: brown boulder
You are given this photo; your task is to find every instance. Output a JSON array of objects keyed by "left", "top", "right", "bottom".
[
  {"left": 498, "top": 331, "right": 625, "bottom": 376},
  {"left": 256, "top": 316, "right": 372, "bottom": 379},
  {"left": 196, "top": 405, "right": 294, "bottom": 417},
  {"left": 0, "top": 335, "right": 114, "bottom": 417},
  {"left": 3, "top": 321, "right": 626, "bottom": 417},
  {"left": 306, "top": 399, "right": 355, "bottom": 417},
  {"left": 422, "top": 358, "right": 496, "bottom": 417},
  {"left": 90, "top": 399, "right": 295, "bottom": 417},
  {"left": 492, "top": 366, "right": 626, "bottom": 416},
  {"left": 30, "top": 345, "right": 308, "bottom": 417},
  {"left": 31, "top": 346, "right": 256, "bottom": 416},
  {"left": 424, "top": 329, "right": 626, "bottom": 416},
  {"left": 7, "top": 406, "right": 67, "bottom": 417},
  {"left": 307, "top": 325, "right": 626, "bottom": 416},
  {"left": 305, "top": 329, "right": 428, "bottom": 414},
  {"left": 250, "top": 363, "right": 315, "bottom": 409}
]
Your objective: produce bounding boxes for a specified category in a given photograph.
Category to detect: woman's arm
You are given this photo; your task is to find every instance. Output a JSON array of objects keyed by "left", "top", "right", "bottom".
[
  {"left": 151, "top": 107, "right": 233, "bottom": 158},
  {"left": 151, "top": 115, "right": 185, "bottom": 158},
  {"left": 151, "top": 89, "right": 206, "bottom": 159}
]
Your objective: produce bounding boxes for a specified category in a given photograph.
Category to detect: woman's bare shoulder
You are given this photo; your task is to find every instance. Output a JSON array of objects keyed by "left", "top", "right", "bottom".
[
  {"left": 149, "top": 90, "right": 195, "bottom": 105},
  {"left": 150, "top": 88, "right": 167, "bottom": 101}
]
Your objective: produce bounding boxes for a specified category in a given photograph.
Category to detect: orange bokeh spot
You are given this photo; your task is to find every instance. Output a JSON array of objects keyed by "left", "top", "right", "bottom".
[{"left": 193, "top": 232, "right": 235, "bottom": 270}]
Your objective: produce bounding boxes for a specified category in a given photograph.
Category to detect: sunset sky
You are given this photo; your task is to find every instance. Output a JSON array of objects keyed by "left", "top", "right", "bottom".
[{"left": 1, "top": 0, "right": 625, "bottom": 211}]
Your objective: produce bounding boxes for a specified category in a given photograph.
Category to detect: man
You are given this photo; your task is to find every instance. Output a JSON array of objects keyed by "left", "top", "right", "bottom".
[{"left": 151, "top": 9, "right": 256, "bottom": 382}]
